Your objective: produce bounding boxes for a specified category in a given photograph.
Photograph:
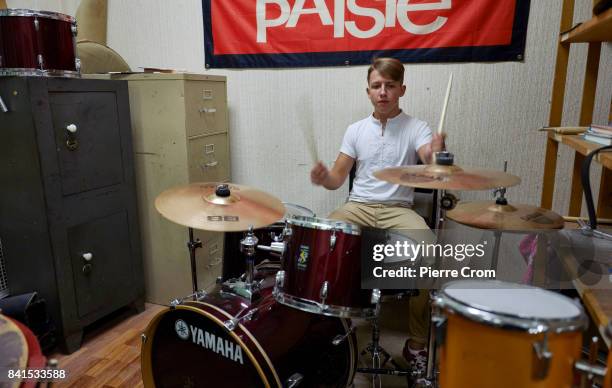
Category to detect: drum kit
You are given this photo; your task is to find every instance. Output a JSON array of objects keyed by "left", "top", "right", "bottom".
[{"left": 139, "top": 150, "right": 611, "bottom": 387}]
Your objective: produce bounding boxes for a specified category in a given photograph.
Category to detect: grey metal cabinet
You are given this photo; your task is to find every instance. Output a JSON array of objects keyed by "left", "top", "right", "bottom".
[{"left": 0, "top": 76, "right": 144, "bottom": 353}]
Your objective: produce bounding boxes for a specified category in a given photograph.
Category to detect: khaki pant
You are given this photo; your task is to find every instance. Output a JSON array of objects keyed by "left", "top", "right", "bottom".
[{"left": 329, "top": 201, "right": 431, "bottom": 345}]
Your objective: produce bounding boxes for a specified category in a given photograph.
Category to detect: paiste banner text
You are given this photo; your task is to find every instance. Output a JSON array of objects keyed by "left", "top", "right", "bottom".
[{"left": 202, "top": 0, "right": 531, "bottom": 68}]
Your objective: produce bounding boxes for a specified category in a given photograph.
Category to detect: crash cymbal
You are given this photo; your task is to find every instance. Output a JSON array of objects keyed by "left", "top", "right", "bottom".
[
  {"left": 447, "top": 201, "right": 564, "bottom": 231},
  {"left": 373, "top": 164, "right": 521, "bottom": 191},
  {"left": 155, "top": 183, "right": 285, "bottom": 232}
]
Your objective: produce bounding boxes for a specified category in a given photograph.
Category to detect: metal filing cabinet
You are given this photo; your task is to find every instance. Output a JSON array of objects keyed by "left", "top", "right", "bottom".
[
  {"left": 0, "top": 77, "right": 145, "bottom": 353},
  {"left": 88, "top": 73, "right": 230, "bottom": 305}
]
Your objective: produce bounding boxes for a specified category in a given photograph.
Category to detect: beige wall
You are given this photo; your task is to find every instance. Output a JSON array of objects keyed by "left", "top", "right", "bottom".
[{"left": 10, "top": 0, "right": 612, "bottom": 217}]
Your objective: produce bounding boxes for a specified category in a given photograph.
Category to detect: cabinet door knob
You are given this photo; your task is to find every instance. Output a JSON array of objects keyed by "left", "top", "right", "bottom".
[
  {"left": 82, "top": 263, "right": 92, "bottom": 275},
  {"left": 204, "top": 160, "right": 219, "bottom": 168},
  {"left": 65, "top": 124, "right": 79, "bottom": 150},
  {"left": 82, "top": 252, "right": 93, "bottom": 261}
]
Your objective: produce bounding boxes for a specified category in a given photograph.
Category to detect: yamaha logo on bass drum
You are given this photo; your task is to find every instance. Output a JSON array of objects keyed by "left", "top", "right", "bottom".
[{"left": 175, "top": 319, "right": 244, "bottom": 364}]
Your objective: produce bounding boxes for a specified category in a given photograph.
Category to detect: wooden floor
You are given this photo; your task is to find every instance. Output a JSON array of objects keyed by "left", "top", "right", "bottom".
[{"left": 50, "top": 303, "right": 165, "bottom": 388}]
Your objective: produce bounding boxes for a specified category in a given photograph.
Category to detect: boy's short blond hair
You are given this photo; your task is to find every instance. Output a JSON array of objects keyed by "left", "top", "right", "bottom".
[{"left": 367, "top": 57, "right": 404, "bottom": 84}]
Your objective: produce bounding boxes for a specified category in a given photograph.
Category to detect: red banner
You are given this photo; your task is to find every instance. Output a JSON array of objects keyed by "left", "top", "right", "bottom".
[{"left": 202, "top": 0, "right": 530, "bottom": 68}]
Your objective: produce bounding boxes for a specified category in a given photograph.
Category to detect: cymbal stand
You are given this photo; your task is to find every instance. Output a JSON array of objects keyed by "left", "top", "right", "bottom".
[
  {"left": 187, "top": 227, "right": 203, "bottom": 300},
  {"left": 425, "top": 152, "right": 458, "bottom": 385},
  {"left": 489, "top": 162, "right": 509, "bottom": 275}
]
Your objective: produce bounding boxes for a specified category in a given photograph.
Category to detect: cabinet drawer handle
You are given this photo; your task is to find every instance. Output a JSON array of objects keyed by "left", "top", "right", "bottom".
[
  {"left": 198, "top": 108, "right": 217, "bottom": 114},
  {"left": 204, "top": 160, "right": 219, "bottom": 168}
]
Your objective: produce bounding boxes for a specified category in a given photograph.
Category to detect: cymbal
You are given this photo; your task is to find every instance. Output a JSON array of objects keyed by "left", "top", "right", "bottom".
[
  {"left": 373, "top": 164, "right": 521, "bottom": 190},
  {"left": 155, "top": 183, "right": 285, "bottom": 232},
  {"left": 446, "top": 201, "right": 565, "bottom": 231}
]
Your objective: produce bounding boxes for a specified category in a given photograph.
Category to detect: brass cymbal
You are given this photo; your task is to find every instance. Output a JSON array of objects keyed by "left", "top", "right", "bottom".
[
  {"left": 155, "top": 182, "right": 285, "bottom": 232},
  {"left": 373, "top": 164, "right": 521, "bottom": 190},
  {"left": 446, "top": 201, "right": 565, "bottom": 231}
]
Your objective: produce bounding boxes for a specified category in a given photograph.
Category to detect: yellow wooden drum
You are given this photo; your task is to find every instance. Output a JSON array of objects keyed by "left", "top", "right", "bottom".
[{"left": 434, "top": 280, "right": 587, "bottom": 388}]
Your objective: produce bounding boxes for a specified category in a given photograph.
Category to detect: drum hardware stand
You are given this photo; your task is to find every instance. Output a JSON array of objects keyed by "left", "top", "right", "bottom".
[
  {"left": 187, "top": 227, "right": 203, "bottom": 300},
  {"left": 424, "top": 151, "right": 459, "bottom": 387},
  {"left": 574, "top": 336, "right": 607, "bottom": 388},
  {"left": 357, "top": 309, "right": 412, "bottom": 388},
  {"left": 222, "top": 226, "right": 271, "bottom": 300}
]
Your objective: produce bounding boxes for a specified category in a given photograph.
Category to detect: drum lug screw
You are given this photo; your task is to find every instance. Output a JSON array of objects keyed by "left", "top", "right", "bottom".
[
  {"left": 370, "top": 289, "right": 381, "bottom": 305},
  {"left": 332, "top": 326, "right": 356, "bottom": 346},
  {"left": 531, "top": 334, "right": 552, "bottom": 380},
  {"left": 330, "top": 229, "right": 337, "bottom": 251},
  {"left": 274, "top": 271, "right": 285, "bottom": 291},
  {"left": 320, "top": 281, "right": 329, "bottom": 305},
  {"left": 285, "top": 373, "right": 304, "bottom": 388}
]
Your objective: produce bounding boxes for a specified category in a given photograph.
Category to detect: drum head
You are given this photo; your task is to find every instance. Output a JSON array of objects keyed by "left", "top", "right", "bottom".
[
  {"left": 282, "top": 202, "right": 315, "bottom": 219},
  {"left": 441, "top": 280, "right": 582, "bottom": 321},
  {"left": 288, "top": 215, "right": 360, "bottom": 235}
]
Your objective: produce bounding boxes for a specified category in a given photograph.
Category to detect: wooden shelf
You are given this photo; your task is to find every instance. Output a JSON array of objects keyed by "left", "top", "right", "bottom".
[
  {"left": 561, "top": 7, "right": 612, "bottom": 43},
  {"left": 549, "top": 133, "right": 612, "bottom": 170}
]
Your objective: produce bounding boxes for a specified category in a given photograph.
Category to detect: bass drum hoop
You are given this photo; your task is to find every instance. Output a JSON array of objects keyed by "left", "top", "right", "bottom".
[
  {"left": 274, "top": 290, "right": 377, "bottom": 319},
  {"left": 141, "top": 304, "right": 274, "bottom": 388}
]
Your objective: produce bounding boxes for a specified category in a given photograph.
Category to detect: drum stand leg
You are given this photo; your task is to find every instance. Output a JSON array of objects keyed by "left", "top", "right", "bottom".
[
  {"left": 357, "top": 314, "right": 411, "bottom": 388},
  {"left": 187, "top": 228, "right": 203, "bottom": 299},
  {"left": 491, "top": 230, "right": 502, "bottom": 275}
]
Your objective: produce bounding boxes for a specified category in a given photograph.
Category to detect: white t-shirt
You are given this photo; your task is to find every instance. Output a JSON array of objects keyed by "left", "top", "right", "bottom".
[{"left": 339, "top": 111, "right": 432, "bottom": 205}]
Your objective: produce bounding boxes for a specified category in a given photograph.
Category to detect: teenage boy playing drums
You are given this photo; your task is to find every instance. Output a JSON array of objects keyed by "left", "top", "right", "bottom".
[{"left": 310, "top": 57, "right": 445, "bottom": 376}]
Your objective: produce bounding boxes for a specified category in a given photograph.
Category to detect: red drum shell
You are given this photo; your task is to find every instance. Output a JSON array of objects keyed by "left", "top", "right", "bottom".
[
  {"left": 141, "top": 280, "right": 357, "bottom": 387},
  {"left": 0, "top": 9, "right": 78, "bottom": 76},
  {"left": 278, "top": 217, "right": 375, "bottom": 317}
]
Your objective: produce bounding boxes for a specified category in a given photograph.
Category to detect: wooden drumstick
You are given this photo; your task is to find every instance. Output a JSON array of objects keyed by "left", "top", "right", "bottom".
[
  {"left": 437, "top": 73, "right": 453, "bottom": 135},
  {"left": 298, "top": 94, "right": 319, "bottom": 163}
]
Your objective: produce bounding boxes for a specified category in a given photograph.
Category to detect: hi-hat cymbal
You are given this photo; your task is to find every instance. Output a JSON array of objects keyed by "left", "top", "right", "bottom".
[
  {"left": 446, "top": 201, "right": 564, "bottom": 231},
  {"left": 373, "top": 164, "right": 521, "bottom": 190},
  {"left": 155, "top": 183, "right": 285, "bottom": 232}
]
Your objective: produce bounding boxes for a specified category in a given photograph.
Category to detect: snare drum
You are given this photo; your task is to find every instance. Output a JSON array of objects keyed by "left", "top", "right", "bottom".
[
  {"left": 434, "top": 280, "right": 587, "bottom": 388},
  {"left": 141, "top": 275, "right": 356, "bottom": 387},
  {"left": 0, "top": 9, "right": 79, "bottom": 77},
  {"left": 274, "top": 216, "right": 378, "bottom": 318}
]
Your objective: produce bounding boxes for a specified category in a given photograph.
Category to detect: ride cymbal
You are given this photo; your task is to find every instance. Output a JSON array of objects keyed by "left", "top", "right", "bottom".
[
  {"left": 155, "top": 183, "right": 285, "bottom": 232},
  {"left": 446, "top": 201, "right": 565, "bottom": 231},
  {"left": 373, "top": 164, "right": 521, "bottom": 191}
]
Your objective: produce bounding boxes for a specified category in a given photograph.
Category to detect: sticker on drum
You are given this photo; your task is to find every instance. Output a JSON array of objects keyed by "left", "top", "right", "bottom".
[{"left": 435, "top": 280, "right": 587, "bottom": 388}]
